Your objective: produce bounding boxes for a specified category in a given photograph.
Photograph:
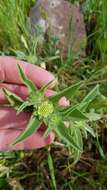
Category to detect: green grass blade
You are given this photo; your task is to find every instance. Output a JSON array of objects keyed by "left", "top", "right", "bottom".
[
  {"left": 13, "top": 116, "right": 41, "bottom": 145},
  {"left": 48, "top": 151, "right": 57, "bottom": 190}
]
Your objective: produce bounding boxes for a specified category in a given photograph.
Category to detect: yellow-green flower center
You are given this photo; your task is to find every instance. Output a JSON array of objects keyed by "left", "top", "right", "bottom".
[{"left": 38, "top": 101, "right": 54, "bottom": 118}]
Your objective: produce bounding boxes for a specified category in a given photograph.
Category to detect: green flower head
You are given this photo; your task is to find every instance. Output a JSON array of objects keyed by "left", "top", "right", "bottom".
[{"left": 38, "top": 101, "right": 54, "bottom": 118}]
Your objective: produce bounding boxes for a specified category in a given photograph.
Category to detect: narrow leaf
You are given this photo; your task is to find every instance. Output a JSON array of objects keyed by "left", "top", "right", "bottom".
[
  {"left": 82, "top": 85, "right": 99, "bottom": 103},
  {"left": 67, "top": 108, "right": 88, "bottom": 120},
  {"left": 61, "top": 102, "right": 88, "bottom": 115},
  {"left": 3, "top": 88, "right": 23, "bottom": 109},
  {"left": 17, "top": 64, "right": 37, "bottom": 95},
  {"left": 96, "top": 134, "right": 105, "bottom": 159},
  {"left": 73, "top": 127, "right": 83, "bottom": 150},
  {"left": 80, "top": 85, "right": 99, "bottom": 110},
  {"left": 43, "top": 123, "right": 55, "bottom": 138},
  {"left": 13, "top": 116, "right": 41, "bottom": 145},
  {"left": 55, "top": 122, "right": 81, "bottom": 150},
  {"left": 49, "top": 82, "right": 82, "bottom": 104},
  {"left": 85, "top": 125, "right": 96, "bottom": 137},
  {"left": 86, "top": 112, "right": 101, "bottom": 121},
  {"left": 61, "top": 104, "right": 79, "bottom": 115},
  {"left": 81, "top": 126, "right": 88, "bottom": 139},
  {"left": 71, "top": 126, "right": 83, "bottom": 163}
]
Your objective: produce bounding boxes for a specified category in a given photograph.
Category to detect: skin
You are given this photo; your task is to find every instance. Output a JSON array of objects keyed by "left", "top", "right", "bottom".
[{"left": 0, "top": 56, "right": 69, "bottom": 150}]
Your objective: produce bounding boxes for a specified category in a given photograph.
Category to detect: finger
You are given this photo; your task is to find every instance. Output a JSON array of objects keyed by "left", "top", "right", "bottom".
[
  {"left": 0, "top": 108, "right": 30, "bottom": 130},
  {"left": 0, "top": 107, "right": 55, "bottom": 150},
  {"left": 0, "top": 56, "right": 56, "bottom": 88},
  {"left": 0, "top": 107, "right": 51, "bottom": 131},
  {"left": 0, "top": 129, "right": 55, "bottom": 150}
]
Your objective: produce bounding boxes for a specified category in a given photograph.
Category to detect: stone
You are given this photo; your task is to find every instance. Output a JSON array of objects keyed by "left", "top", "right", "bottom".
[{"left": 29, "top": 0, "right": 86, "bottom": 57}]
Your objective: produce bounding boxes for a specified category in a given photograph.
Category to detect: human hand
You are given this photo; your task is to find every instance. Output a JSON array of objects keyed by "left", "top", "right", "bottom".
[{"left": 0, "top": 56, "right": 69, "bottom": 150}]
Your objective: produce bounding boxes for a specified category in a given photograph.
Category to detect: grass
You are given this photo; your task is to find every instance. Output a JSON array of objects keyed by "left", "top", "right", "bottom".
[
  {"left": 0, "top": 0, "right": 107, "bottom": 189},
  {"left": 83, "top": 0, "right": 107, "bottom": 62}
]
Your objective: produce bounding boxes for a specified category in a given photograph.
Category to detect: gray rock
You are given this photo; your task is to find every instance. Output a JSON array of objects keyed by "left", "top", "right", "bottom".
[{"left": 29, "top": 0, "right": 86, "bottom": 57}]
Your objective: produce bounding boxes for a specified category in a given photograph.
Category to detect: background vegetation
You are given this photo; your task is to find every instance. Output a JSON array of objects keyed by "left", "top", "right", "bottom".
[{"left": 0, "top": 0, "right": 107, "bottom": 189}]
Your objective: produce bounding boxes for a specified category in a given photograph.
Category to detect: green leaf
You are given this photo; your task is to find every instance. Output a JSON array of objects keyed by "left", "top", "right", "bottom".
[
  {"left": 13, "top": 116, "right": 41, "bottom": 145},
  {"left": 60, "top": 104, "right": 79, "bottom": 115},
  {"left": 82, "top": 85, "right": 99, "bottom": 102},
  {"left": 49, "top": 82, "right": 82, "bottom": 104},
  {"left": 55, "top": 122, "right": 81, "bottom": 150},
  {"left": 43, "top": 114, "right": 61, "bottom": 138},
  {"left": 17, "top": 64, "right": 37, "bottom": 99},
  {"left": 80, "top": 85, "right": 100, "bottom": 110},
  {"left": 96, "top": 134, "right": 105, "bottom": 159},
  {"left": 2, "top": 88, "right": 23, "bottom": 109},
  {"left": 86, "top": 112, "right": 101, "bottom": 121},
  {"left": 81, "top": 124, "right": 88, "bottom": 139},
  {"left": 67, "top": 108, "right": 88, "bottom": 120},
  {"left": 43, "top": 124, "right": 54, "bottom": 138},
  {"left": 70, "top": 126, "right": 83, "bottom": 164},
  {"left": 85, "top": 125, "right": 96, "bottom": 137},
  {"left": 76, "top": 121, "right": 88, "bottom": 139}
]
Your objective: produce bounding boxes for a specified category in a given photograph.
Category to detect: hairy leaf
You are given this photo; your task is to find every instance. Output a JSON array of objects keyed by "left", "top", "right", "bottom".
[
  {"left": 49, "top": 82, "right": 82, "bottom": 104},
  {"left": 61, "top": 104, "right": 79, "bottom": 115},
  {"left": 60, "top": 103, "right": 88, "bottom": 120},
  {"left": 43, "top": 124, "right": 55, "bottom": 138},
  {"left": 55, "top": 122, "right": 81, "bottom": 150},
  {"left": 86, "top": 112, "right": 101, "bottom": 121},
  {"left": 13, "top": 116, "right": 41, "bottom": 145},
  {"left": 85, "top": 125, "right": 96, "bottom": 137},
  {"left": 17, "top": 64, "right": 37, "bottom": 99},
  {"left": 80, "top": 85, "right": 100, "bottom": 110},
  {"left": 2, "top": 88, "right": 23, "bottom": 109},
  {"left": 71, "top": 125, "right": 83, "bottom": 164},
  {"left": 67, "top": 108, "right": 88, "bottom": 120}
]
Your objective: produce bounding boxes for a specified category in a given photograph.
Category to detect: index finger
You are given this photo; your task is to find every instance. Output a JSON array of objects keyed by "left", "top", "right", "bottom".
[{"left": 0, "top": 56, "right": 56, "bottom": 88}]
